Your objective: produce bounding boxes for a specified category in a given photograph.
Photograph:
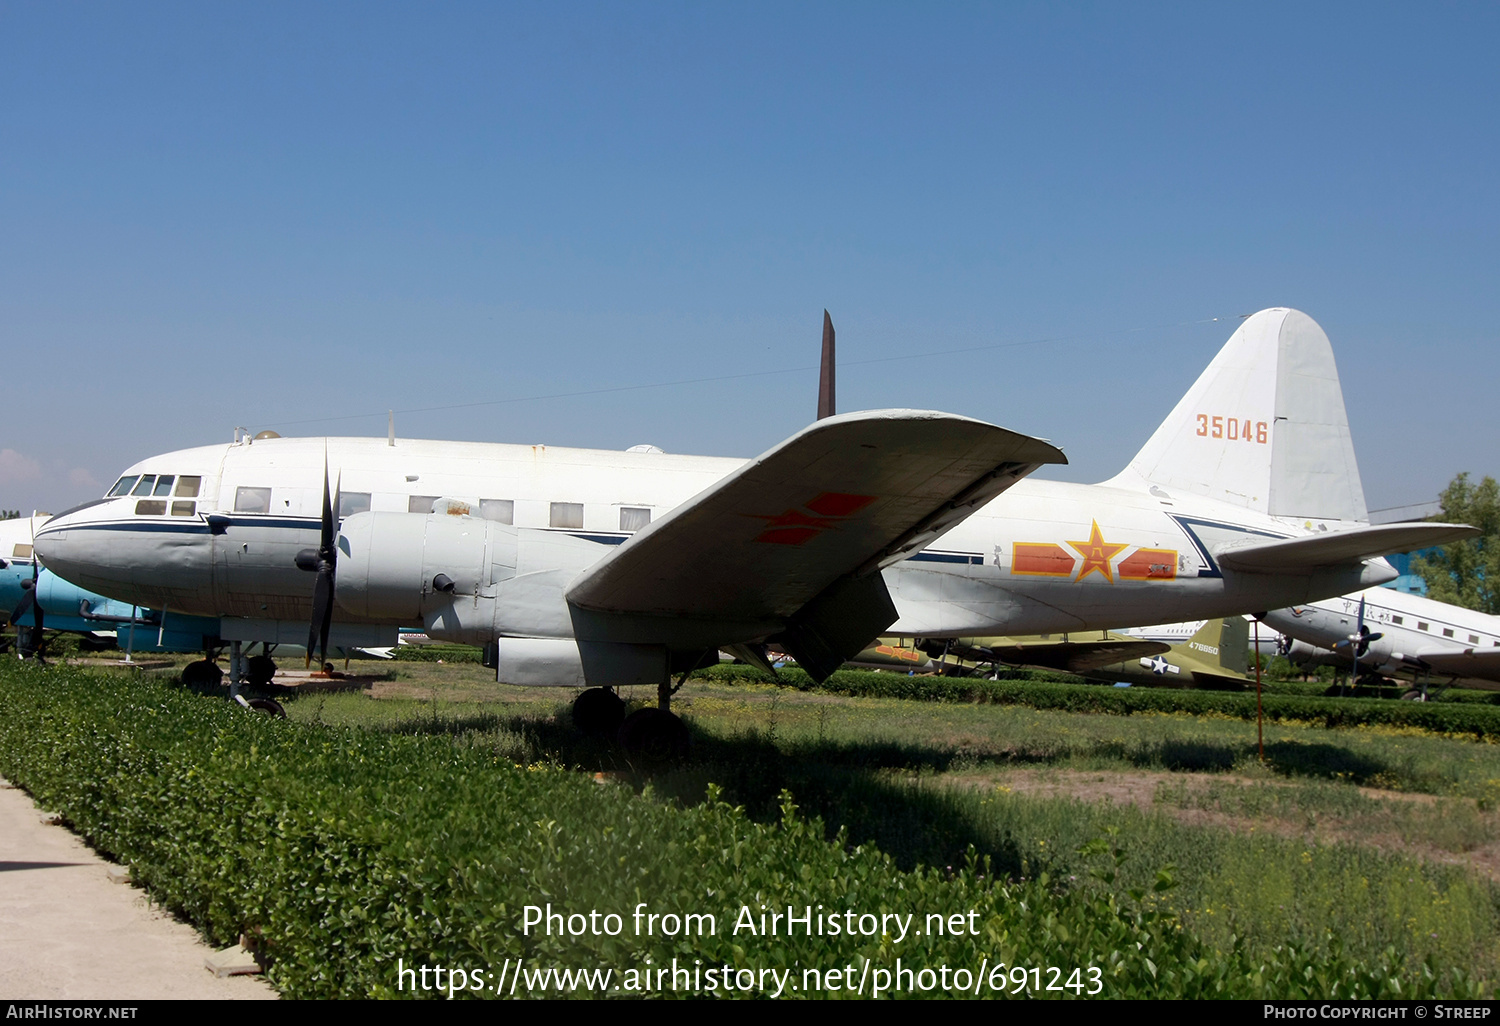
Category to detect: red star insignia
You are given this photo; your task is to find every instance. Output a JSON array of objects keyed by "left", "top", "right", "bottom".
[{"left": 1066, "top": 520, "right": 1127, "bottom": 583}]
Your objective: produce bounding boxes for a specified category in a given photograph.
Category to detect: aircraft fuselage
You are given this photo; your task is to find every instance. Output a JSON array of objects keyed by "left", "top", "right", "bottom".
[{"left": 35, "top": 433, "right": 1394, "bottom": 648}]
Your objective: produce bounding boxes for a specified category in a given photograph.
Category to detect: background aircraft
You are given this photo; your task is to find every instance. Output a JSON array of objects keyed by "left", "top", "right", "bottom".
[
  {"left": 0, "top": 514, "right": 217, "bottom": 659},
  {"left": 32, "top": 309, "right": 1477, "bottom": 747},
  {"left": 1263, "top": 589, "right": 1500, "bottom": 693},
  {"left": 1077, "top": 617, "right": 1253, "bottom": 689},
  {"left": 855, "top": 618, "right": 1251, "bottom": 690}
]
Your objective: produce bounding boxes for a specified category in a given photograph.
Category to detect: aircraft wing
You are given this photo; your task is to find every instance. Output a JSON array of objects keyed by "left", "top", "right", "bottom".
[
  {"left": 566, "top": 409, "right": 1065, "bottom": 680},
  {"left": 1214, "top": 523, "right": 1480, "bottom": 573},
  {"left": 1414, "top": 647, "right": 1500, "bottom": 681}
]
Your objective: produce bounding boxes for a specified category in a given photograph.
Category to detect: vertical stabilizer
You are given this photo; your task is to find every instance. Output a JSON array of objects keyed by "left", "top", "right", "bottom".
[
  {"left": 818, "top": 310, "right": 836, "bottom": 420},
  {"left": 1109, "top": 308, "right": 1367, "bottom": 523}
]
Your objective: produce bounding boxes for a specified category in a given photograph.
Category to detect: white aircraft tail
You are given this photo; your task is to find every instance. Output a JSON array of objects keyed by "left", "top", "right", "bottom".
[{"left": 1107, "top": 308, "right": 1368, "bottom": 524}]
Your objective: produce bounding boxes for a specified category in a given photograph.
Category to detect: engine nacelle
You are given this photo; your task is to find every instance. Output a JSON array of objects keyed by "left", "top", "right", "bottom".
[
  {"left": 1281, "top": 638, "right": 1343, "bottom": 669},
  {"left": 334, "top": 511, "right": 518, "bottom": 623},
  {"left": 1355, "top": 634, "right": 1395, "bottom": 670},
  {"left": 486, "top": 637, "right": 670, "bottom": 687},
  {"left": 335, "top": 513, "right": 680, "bottom": 686}
]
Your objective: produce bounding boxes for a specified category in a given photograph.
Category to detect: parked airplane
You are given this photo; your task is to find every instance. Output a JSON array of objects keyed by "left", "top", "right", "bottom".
[
  {"left": 1080, "top": 617, "right": 1254, "bottom": 689},
  {"left": 853, "top": 633, "right": 1169, "bottom": 676},
  {"left": 854, "top": 617, "right": 1250, "bottom": 690},
  {"left": 32, "top": 309, "right": 1475, "bottom": 745},
  {"left": 1262, "top": 589, "right": 1500, "bottom": 691}
]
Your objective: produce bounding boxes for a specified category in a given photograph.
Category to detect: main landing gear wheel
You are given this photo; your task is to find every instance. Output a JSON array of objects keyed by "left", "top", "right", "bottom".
[
  {"left": 617, "top": 708, "right": 689, "bottom": 763},
  {"left": 245, "top": 697, "right": 287, "bottom": 718},
  {"left": 572, "top": 687, "right": 626, "bottom": 736},
  {"left": 181, "top": 659, "right": 223, "bottom": 689},
  {"left": 1400, "top": 689, "right": 1429, "bottom": 702},
  {"left": 246, "top": 655, "right": 277, "bottom": 688}
]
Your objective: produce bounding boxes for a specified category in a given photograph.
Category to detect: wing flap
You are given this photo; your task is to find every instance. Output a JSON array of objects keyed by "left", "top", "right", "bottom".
[
  {"left": 566, "top": 410, "right": 1065, "bottom": 652},
  {"left": 1215, "top": 523, "right": 1479, "bottom": 573}
]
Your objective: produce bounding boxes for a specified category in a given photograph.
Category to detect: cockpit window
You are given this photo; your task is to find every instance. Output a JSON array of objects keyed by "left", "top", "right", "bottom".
[
  {"left": 108, "top": 476, "right": 140, "bottom": 497},
  {"left": 152, "top": 475, "right": 176, "bottom": 497},
  {"left": 234, "top": 487, "right": 272, "bottom": 514},
  {"left": 175, "top": 476, "right": 201, "bottom": 497},
  {"left": 130, "top": 475, "right": 158, "bottom": 496},
  {"left": 135, "top": 500, "right": 167, "bottom": 516}
]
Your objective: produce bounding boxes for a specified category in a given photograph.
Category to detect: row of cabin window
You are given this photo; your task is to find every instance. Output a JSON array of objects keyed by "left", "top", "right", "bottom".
[
  {"left": 1389, "top": 614, "right": 1496, "bottom": 646},
  {"left": 109, "top": 475, "right": 201, "bottom": 499},
  {"left": 231, "top": 488, "right": 651, "bottom": 531}
]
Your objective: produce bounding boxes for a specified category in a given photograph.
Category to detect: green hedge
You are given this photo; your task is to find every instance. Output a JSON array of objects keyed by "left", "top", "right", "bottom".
[
  {"left": 0, "top": 664, "right": 1485, "bottom": 999},
  {"left": 691, "top": 665, "right": 1500, "bottom": 740},
  {"left": 390, "top": 642, "right": 485, "bottom": 663}
]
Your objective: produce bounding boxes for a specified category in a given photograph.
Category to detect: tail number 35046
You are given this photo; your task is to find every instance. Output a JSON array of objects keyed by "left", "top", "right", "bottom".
[{"left": 1197, "top": 414, "right": 1268, "bottom": 444}]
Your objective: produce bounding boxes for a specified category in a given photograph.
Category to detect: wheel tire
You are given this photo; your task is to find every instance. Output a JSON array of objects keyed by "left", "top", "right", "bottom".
[
  {"left": 617, "top": 708, "right": 689, "bottom": 763},
  {"left": 181, "top": 659, "right": 223, "bottom": 688},
  {"left": 572, "top": 687, "right": 626, "bottom": 736},
  {"left": 244, "top": 697, "right": 287, "bottom": 718},
  {"left": 245, "top": 655, "right": 277, "bottom": 687},
  {"left": 1400, "top": 689, "right": 1429, "bottom": 702}
]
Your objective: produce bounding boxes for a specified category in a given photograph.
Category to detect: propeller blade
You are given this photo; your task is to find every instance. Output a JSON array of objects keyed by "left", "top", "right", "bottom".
[
  {"left": 9, "top": 558, "right": 40, "bottom": 625},
  {"left": 310, "top": 568, "right": 334, "bottom": 669},
  {"left": 1349, "top": 594, "right": 1366, "bottom": 679},
  {"left": 8, "top": 585, "right": 34, "bottom": 627},
  {"left": 306, "top": 460, "right": 340, "bottom": 669},
  {"left": 321, "top": 463, "right": 335, "bottom": 553},
  {"left": 817, "top": 310, "right": 835, "bottom": 421}
]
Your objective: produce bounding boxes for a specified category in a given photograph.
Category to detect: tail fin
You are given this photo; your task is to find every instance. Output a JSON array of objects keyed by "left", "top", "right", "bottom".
[
  {"left": 1108, "top": 308, "right": 1367, "bottom": 523},
  {"left": 1184, "top": 616, "right": 1249, "bottom": 675}
]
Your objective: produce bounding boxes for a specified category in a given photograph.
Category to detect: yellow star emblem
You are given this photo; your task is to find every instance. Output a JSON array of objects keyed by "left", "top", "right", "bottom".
[{"left": 1066, "top": 520, "right": 1127, "bottom": 583}]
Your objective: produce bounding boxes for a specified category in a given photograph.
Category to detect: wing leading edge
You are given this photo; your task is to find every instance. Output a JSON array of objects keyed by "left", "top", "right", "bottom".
[{"left": 566, "top": 409, "right": 1066, "bottom": 680}]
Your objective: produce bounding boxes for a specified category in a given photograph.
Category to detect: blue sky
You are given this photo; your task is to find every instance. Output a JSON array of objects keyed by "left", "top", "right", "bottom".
[{"left": 2, "top": 2, "right": 1496, "bottom": 515}]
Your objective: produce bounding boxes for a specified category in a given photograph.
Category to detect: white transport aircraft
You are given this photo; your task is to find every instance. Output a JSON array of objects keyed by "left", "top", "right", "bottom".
[
  {"left": 33, "top": 308, "right": 1475, "bottom": 741},
  {"left": 1262, "top": 590, "right": 1500, "bottom": 692}
]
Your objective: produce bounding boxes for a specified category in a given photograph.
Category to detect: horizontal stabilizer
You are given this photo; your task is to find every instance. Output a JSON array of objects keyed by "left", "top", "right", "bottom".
[
  {"left": 1215, "top": 523, "right": 1480, "bottom": 574},
  {"left": 567, "top": 409, "right": 1065, "bottom": 665}
]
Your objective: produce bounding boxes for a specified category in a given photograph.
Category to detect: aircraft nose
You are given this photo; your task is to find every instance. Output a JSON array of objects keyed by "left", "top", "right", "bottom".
[{"left": 31, "top": 502, "right": 131, "bottom": 595}]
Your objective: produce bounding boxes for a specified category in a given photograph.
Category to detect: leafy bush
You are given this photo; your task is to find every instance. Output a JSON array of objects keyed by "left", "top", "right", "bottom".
[{"left": 692, "top": 666, "right": 1500, "bottom": 740}]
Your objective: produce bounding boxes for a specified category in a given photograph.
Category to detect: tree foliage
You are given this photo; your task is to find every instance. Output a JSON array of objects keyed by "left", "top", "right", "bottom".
[{"left": 1412, "top": 473, "right": 1500, "bottom": 614}]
